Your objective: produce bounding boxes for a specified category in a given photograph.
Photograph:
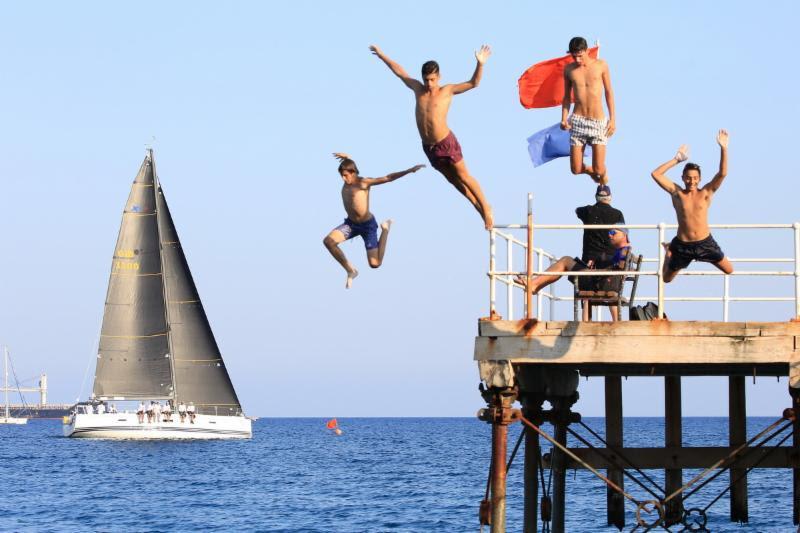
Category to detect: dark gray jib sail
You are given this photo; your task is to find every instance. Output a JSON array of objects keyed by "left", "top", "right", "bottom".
[{"left": 93, "top": 151, "right": 243, "bottom": 415}]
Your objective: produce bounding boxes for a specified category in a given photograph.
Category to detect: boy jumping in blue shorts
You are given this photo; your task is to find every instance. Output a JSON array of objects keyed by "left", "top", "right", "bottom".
[{"left": 323, "top": 153, "right": 425, "bottom": 288}]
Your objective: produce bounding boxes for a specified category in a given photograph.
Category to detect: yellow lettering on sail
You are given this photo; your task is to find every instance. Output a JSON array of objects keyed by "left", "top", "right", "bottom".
[
  {"left": 117, "top": 249, "right": 136, "bottom": 258},
  {"left": 114, "top": 261, "right": 140, "bottom": 271}
]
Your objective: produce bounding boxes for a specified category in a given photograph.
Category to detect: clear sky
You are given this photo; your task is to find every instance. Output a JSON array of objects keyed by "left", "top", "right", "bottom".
[{"left": 1, "top": 1, "right": 798, "bottom": 417}]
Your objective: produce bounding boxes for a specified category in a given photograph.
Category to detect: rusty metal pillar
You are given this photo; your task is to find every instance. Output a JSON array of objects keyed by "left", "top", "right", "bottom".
[
  {"left": 522, "top": 399, "right": 543, "bottom": 533},
  {"left": 729, "top": 376, "right": 748, "bottom": 523},
  {"left": 550, "top": 392, "right": 578, "bottom": 533},
  {"left": 665, "top": 376, "right": 683, "bottom": 525},
  {"left": 479, "top": 386, "right": 519, "bottom": 533},
  {"left": 605, "top": 376, "right": 625, "bottom": 530}
]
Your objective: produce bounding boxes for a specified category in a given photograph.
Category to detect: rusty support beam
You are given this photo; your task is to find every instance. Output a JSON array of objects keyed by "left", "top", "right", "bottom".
[
  {"left": 491, "top": 418, "right": 508, "bottom": 533},
  {"left": 665, "top": 376, "right": 683, "bottom": 525},
  {"left": 523, "top": 419, "right": 539, "bottom": 533},
  {"left": 729, "top": 376, "right": 748, "bottom": 523},
  {"left": 551, "top": 418, "right": 567, "bottom": 533},
  {"left": 605, "top": 376, "right": 625, "bottom": 530}
]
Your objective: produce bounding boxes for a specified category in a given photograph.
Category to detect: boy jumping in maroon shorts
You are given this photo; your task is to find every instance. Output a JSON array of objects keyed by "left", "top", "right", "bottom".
[
  {"left": 323, "top": 153, "right": 425, "bottom": 289},
  {"left": 370, "top": 44, "right": 494, "bottom": 229}
]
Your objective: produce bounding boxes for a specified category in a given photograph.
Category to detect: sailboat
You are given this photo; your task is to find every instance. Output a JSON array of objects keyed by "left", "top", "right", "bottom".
[
  {"left": 63, "top": 150, "right": 251, "bottom": 439},
  {"left": 1, "top": 347, "right": 28, "bottom": 425}
]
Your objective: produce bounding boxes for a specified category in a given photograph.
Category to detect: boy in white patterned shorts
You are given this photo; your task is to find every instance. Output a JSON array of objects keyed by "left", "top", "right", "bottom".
[{"left": 561, "top": 36, "right": 616, "bottom": 185}]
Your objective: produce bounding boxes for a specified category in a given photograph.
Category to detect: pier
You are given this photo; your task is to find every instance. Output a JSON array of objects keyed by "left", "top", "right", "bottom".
[{"left": 476, "top": 197, "right": 800, "bottom": 531}]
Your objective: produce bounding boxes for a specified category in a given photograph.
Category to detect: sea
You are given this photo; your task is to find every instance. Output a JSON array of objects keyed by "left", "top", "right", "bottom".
[{"left": 0, "top": 417, "right": 795, "bottom": 532}]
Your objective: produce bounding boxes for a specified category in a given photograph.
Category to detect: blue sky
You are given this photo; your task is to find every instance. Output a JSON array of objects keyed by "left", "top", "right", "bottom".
[{"left": 1, "top": 1, "right": 797, "bottom": 416}]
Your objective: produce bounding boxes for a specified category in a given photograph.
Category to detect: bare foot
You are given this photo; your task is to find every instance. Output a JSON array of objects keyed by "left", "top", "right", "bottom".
[
  {"left": 483, "top": 207, "right": 494, "bottom": 230},
  {"left": 346, "top": 269, "right": 359, "bottom": 289},
  {"left": 380, "top": 219, "right": 393, "bottom": 232}
]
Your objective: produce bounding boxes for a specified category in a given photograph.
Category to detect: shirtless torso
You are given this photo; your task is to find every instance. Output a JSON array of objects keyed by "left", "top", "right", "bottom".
[
  {"left": 413, "top": 85, "right": 453, "bottom": 145},
  {"left": 564, "top": 58, "right": 610, "bottom": 120},
  {"left": 670, "top": 188, "right": 713, "bottom": 242},
  {"left": 341, "top": 180, "right": 372, "bottom": 224}
]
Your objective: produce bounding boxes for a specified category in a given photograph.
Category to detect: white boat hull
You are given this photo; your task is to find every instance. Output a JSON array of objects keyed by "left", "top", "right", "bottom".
[
  {"left": 0, "top": 417, "right": 27, "bottom": 425},
  {"left": 63, "top": 413, "right": 251, "bottom": 439}
]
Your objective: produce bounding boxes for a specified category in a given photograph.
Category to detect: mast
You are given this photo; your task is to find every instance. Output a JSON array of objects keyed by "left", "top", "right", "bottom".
[
  {"left": 4, "top": 347, "right": 9, "bottom": 419},
  {"left": 150, "top": 148, "right": 179, "bottom": 404}
]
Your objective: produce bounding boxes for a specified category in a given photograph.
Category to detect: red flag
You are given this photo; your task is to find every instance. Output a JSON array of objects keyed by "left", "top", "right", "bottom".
[
  {"left": 518, "top": 47, "right": 599, "bottom": 109},
  {"left": 326, "top": 419, "right": 338, "bottom": 429}
]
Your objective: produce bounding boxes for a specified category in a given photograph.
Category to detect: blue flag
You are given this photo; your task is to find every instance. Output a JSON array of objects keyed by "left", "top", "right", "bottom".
[{"left": 527, "top": 123, "right": 591, "bottom": 168}]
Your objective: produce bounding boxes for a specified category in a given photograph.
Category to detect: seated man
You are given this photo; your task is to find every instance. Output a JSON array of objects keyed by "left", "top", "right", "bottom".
[{"left": 516, "top": 226, "right": 631, "bottom": 320}]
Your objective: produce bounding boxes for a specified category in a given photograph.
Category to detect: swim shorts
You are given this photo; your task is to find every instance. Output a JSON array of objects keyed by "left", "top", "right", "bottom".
[
  {"left": 667, "top": 234, "right": 725, "bottom": 271},
  {"left": 569, "top": 114, "right": 608, "bottom": 146},
  {"left": 422, "top": 130, "right": 464, "bottom": 170},
  {"left": 333, "top": 216, "right": 379, "bottom": 250}
]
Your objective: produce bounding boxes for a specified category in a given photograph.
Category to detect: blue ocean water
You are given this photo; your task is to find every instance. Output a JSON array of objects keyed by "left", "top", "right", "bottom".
[{"left": 0, "top": 417, "right": 794, "bottom": 532}]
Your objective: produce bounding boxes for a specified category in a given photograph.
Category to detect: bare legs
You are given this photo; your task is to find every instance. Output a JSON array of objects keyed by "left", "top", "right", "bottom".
[
  {"left": 569, "top": 144, "right": 608, "bottom": 184},
  {"left": 662, "top": 242, "right": 734, "bottom": 283},
  {"left": 324, "top": 221, "right": 394, "bottom": 288},
  {"left": 439, "top": 160, "right": 493, "bottom": 229},
  {"left": 367, "top": 220, "right": 393, "bottom": 268},
  {"left": 324, "top": 230, "right": 358, "bottom": 288},
  {"left": 514, "top": 256, "right": 577, "bottom": 295}
]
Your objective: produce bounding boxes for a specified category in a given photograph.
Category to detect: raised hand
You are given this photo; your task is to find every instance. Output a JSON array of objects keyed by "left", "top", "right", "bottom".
[
  {"left": 674, "top": 144, "right": 689, "bottom": 162},
  {"left": 716, "top": 129, "right": 729, "bottom": 149},
  {"left": 475, "top": 45, "right": 491, "bottom": 64},
  {"left": 369, "top": 45, "right": 382, "bottom": 57},
  {"left": 332, "top": 152, "right": 351, "bottom": 161},
  {"left": 410, "top": 164, "right": 426, "bottom": 172}
]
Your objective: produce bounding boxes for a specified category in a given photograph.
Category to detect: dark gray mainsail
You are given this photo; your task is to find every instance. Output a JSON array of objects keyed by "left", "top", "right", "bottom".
[
  {"left": 93, "top": 151, "right": 243, "bottom": 414},
  {"left": 157, "top": 178, "right": 242, "bottom": 415},
  {"left": 94, "top": 156, "right": 172, "bottom": 399}
]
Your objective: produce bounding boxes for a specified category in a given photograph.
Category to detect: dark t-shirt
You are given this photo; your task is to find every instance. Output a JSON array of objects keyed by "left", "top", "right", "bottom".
[{"left": 575, "top": 203, "right": 625, "bottom": 265}]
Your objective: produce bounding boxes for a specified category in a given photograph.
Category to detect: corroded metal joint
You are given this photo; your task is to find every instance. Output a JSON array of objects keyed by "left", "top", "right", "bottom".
[{"left": 477, "top": 406, "right": 522, "bottom": 426}]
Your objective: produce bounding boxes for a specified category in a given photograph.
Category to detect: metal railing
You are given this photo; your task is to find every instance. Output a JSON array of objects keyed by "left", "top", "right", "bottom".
[{"left": 488, "top": 194, "right": 800, "bottom": 322}]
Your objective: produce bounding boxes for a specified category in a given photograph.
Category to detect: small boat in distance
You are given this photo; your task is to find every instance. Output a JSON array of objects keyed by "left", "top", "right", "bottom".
[
  {"left": 64, "top": 150, "right": 251, "bottom": 439},
  {"left": 1, "top": 347, "right": 28, "bottom": 425}
]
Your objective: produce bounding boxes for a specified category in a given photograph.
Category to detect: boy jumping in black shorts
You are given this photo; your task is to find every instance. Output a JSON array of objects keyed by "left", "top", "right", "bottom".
[
  {"left": 323, "top": 153, "right": 425, "bottom": 288},
  {"left": 650, "top": 130, "right": 733, "bottom": 282}
]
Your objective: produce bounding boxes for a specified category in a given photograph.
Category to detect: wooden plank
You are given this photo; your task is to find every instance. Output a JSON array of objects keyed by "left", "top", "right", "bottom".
[
  {"left": 549, "top": 447, "right": 797, "bottom": 469},
  {"left": 474, "top": 335, "right": 794, "bottom": 364}
]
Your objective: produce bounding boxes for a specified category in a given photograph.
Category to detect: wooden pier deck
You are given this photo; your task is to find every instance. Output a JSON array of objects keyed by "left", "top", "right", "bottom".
[{"left": 474, "top": 319, "right": 800, "bottom": 532}]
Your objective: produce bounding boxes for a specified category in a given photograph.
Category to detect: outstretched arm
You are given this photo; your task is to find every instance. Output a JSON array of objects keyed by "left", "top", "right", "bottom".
[
  {"left": 561, "top": 66, "right": 573, "bottom": 130},
  {"left": 602, "top": 62, "right": 616, "bottom": 137},
  {"left": 704, "top": 129, "right": 729, "bottom": 192},
  {"left": 363, "top": 164, "right": 426, "bottom": 186},
  {"left": 369, "top": 45, "right": 422, "bottom": 91},
  {"left": 451, "top": 45, "right": 491, "bottom": 94},
  {"left": 650, "top": 145, "right": 688, "bottom": 194}
]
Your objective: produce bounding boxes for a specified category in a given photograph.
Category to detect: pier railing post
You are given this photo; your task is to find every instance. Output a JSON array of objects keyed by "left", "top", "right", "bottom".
[
  {"left": 490, "top": 229, "right": 497, "bottom": 318},
  {"left": 526, "top": 193, "right": 534, "bottom": 320},
  {"left": 658, "top": 223, "right": 666, "bottom": 318},
  {"left": 729, "top": 376, "right": 748, "bottom": 523},
  {"left": 794, "top": 222, "right": 800, "bottom": 319}
]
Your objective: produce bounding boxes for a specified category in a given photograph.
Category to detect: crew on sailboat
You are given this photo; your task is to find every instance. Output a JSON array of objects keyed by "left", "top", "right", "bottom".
[
  {"left": 178, "top": 401, "right": 187, "bottom": 423},
  {"left": 187, "top": 402, "right": 196, "bottom": 424},
  {"left": 153, "top": 401, "right": 162, "bottom": 423},
  {"left": 96, "top": 402, "right": 106, "bottom": 414},
  {"left": 137, "top": 401, "right": 145, "bottom": 423},
  {"left": 163, "top": 401, "right": 172, "bottom": 422}
]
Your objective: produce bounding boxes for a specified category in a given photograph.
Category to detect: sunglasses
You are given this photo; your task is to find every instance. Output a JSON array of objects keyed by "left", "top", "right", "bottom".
[{"left": 608, "top": 230, "right": 624, "bottom": 236}]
